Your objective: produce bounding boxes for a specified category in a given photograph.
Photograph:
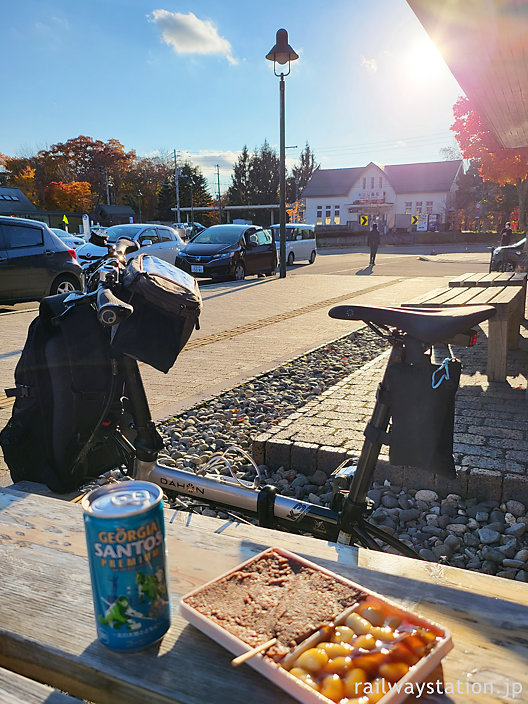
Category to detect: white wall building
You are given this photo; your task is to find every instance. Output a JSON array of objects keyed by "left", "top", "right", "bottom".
[{"left": 302, "top": 160, "right": 463, "bottom": 231}]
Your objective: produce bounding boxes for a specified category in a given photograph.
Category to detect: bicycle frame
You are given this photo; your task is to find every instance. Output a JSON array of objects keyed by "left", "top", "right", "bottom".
[{"left": 124, "top": 331, "right": 419, "bottom": 557}]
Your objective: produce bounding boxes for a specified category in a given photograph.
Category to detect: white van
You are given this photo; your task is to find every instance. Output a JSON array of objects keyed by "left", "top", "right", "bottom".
[{"left": 271, "top": 224, "right": 317, "bottom": 265}]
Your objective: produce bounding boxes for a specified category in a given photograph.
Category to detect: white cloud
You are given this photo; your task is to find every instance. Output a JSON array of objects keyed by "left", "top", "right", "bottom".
[
  {"left": 182, "top": 150, "right": 240, "bottom": 173},
  {"left": 360, "top": 56, "right": 377, "bottom": 72},
  {"left": 148, "top": 10, "right": 236, "bottom": 64}
]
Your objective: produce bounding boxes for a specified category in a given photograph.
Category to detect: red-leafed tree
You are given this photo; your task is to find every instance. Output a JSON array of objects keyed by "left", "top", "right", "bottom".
[{"left": 451, "top": 96, "right": 528, "bottom": 235}]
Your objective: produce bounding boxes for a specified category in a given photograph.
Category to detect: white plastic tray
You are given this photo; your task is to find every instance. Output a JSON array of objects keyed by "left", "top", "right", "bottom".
[{"left": 180, "top": 547, "right": 453, "bottom": 704}]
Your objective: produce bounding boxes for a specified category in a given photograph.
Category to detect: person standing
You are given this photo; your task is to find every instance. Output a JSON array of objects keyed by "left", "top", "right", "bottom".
[
  {"left": 368, "top": 223, "right": 380, "bottom": 267},
  {"left": 500, "top": 221, "right": 513, "bottom": 246}
]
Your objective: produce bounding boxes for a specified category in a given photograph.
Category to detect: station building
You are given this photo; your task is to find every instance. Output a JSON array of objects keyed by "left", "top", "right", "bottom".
[{"left": 302, "top": 160, "right": 463, "bottom": 231}]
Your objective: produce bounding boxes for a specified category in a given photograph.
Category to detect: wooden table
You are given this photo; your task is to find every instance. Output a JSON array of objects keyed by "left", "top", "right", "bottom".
[
  {"left": 403, "top": 285, "right": 524, "bottom": 381},
  {"left": 1, "top": 485, "right": 527, "bottom": 704}
]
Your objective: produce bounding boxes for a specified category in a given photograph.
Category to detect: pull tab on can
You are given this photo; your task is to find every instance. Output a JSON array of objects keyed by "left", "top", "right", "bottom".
[{"left": 111, "top": 490, "right": 151, "bottom": 507}]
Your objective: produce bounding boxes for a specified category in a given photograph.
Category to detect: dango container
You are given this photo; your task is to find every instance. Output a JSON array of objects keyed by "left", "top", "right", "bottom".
[{"left": 82, "top": 481, "right": 171, "bottom": 650}]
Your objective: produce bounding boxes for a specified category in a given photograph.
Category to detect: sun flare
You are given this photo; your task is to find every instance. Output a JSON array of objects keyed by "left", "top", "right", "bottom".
[{"left": 406, "top": 38, "right": 447, "bottom": 80}]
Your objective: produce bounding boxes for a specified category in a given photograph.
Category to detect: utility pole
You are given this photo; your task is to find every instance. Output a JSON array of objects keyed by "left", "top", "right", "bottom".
[
  {"left": 190, "top": 179, "right": 194, "bottom": 226},
  {"left": 104, "top": 166, "right": 111, "bottom": 206},
  {"left": 216, "top": 164, "right": 222, "bottom": 224},
  {"left": 174, "top": 149, "right": 181, "bottom": 223}
]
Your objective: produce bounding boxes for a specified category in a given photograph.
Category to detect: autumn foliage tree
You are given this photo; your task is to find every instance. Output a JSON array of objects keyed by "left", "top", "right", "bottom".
[
  {"left": 43, "top": 181, "right": 95, "bottom": 212},
  {"left": 451, "top": 96, "right": 528, "bottom": 232}
]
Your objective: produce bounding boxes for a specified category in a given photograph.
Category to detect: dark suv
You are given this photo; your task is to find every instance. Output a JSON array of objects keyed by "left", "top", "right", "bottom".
[
  {"left": 176, "top": 224, "right": 277, "bottom": 280},
  {"left": 0, "top": 216, "right": 83, "bottom": 304}
]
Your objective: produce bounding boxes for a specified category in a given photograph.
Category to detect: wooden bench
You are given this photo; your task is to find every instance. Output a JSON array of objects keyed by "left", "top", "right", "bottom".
[
  {"left": 448, "top": 271, "right": 527, "bottom": 289},
  {"left": 0, "top": 666, "right": 83, "bottom": 703},
  {"left": 402, "top": 285, "right": 524, "bottom": 382}
]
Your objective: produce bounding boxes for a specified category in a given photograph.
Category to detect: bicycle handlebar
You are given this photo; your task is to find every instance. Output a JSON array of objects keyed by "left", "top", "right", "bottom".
[
  {"left": 96, "top": 286, "right": 133, "bottom": 326},
  {"left": 114, "top": 237, "right": 139, "bottom": 256},
  {"left": 91, "top": 238, "right": 140, "bottom": 326}
]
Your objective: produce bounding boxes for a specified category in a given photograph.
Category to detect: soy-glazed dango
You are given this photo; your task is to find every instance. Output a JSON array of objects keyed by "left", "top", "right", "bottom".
[{"left": 282, "top": 600, "right": 439, "bottom": 703}]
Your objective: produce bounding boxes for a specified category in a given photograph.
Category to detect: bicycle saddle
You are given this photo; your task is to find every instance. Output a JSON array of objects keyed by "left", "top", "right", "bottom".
[{"left": 329, "top": 304, "right": 495, "bottom": 345}]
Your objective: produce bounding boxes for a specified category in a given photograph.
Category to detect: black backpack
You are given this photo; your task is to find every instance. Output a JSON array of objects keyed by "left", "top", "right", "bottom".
[{"left": 0, "top": 294, "right": 129, "bottom": 493}]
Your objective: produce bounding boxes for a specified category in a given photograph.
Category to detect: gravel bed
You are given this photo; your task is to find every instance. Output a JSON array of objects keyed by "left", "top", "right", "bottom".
[{"left": 155, "top": 328, "right": 528, "bottom": 581}]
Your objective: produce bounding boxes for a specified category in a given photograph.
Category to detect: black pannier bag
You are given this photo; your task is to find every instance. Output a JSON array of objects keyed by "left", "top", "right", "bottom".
[
  {"left": 111, "top": 255, "right": 202, "bottom": 373},
  {"left": 384, "top": 356, "right": 462, "bottom": 478},
  {"left": 0, "top": 294, "right": 127, "bottom": 492}
]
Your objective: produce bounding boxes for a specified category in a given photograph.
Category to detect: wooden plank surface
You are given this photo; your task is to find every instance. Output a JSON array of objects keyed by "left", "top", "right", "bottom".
[
  {"left": 449, "top": 272, "right": 526, "bottom": 287},
  {"left": 0, "top": 667, "right": 83, "bottom": 704},
  {"left": 404, "top": 286, "right": 518, "bottom": 308},
  {"left": 448, "top": 273, "right": 478, "bottom": 287},
  {"left": 1, "top": 487, "right": 528, "bottom": 704}
]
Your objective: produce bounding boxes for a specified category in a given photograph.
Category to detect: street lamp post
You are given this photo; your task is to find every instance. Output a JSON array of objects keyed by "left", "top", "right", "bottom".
[{"left": 266, "top": 29, "right": 298, "bottom": 278}]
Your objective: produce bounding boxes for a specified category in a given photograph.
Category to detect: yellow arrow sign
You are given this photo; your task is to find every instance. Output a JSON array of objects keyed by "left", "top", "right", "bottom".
[
  {"left": 360, "top": 215, "right": 369, "bottom": 226},
  {"left": 411, "top": 215, "right": 418, "bottom": 226},
  {"left": 62, "top": 214, "right": 69, "bottom": 225}
]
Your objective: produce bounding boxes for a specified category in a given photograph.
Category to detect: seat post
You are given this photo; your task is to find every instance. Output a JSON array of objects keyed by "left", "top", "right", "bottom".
[{"left": 337, "top": 344, "right": 401, "bottom": 533}]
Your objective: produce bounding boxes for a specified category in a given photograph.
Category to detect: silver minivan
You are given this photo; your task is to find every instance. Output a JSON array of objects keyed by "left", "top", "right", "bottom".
[{"left": 271, "top": 224, "right": 317, "bottom": 265}]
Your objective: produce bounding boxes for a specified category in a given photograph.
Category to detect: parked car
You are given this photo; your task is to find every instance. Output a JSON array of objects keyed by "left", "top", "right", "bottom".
[
  {"left": 50, "top": 228, "right": 86, "bottom": 249},
  {"left": 490, "top": 236, "right": 527, "bottom": 271},
  {"left": 172, "top": 222, "right": 206, "bottom": 240},
  {"left": 76, "top": 224, "right": 184, "bottom": 269},
  {"left": 270, "top": 224, "right": 317, "bottom": 265},
  {"left": 176, "top": 224, "right": 277, "bottom": 280},
  {"left": 0, "top": 216, "right": 83, "bottom": 304}
]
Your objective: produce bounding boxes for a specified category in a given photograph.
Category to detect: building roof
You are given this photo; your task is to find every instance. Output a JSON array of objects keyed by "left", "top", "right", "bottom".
[
  {"left": 94, "top": 205, "right": 135, "bottom": 217},
  {"left": 407, "top": 0, "right": 528, "bottom": 149},
  {"left": 383, "top": 160, "right": 462, "bottom": 193},
  {"left": 302, "top": 167, "right": 364, "bottom": 197},
  {"left": 302, "top": 160, "right": 462, "bottom": 198},
  {"left": 0, "top": 186, "right": 37, "bottom": 214}
]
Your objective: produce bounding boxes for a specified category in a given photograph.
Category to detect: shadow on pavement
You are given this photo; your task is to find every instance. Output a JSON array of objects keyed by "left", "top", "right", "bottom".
[
  {"left": 356, "top": 266, "right": 373, "bottom": 276},
  {"left": 199, "top": 276, "right": 276, "bottom": 300}
]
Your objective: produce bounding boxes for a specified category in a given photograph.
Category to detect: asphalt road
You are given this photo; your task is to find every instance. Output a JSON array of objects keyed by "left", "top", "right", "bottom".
[
  {"left": 286, "top": 244, "right": 492, "bottom": 279},
  {"left": 0, "top": 243, "right": 493, "bottom": 316}
]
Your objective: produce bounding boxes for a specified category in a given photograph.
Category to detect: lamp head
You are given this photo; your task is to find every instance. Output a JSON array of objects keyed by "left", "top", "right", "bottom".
[{"left": 266, "top": 29, "right": 299, "bottom": 66}]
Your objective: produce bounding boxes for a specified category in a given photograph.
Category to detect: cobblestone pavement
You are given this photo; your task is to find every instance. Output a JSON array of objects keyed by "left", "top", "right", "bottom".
[{"left": 255, "top": 322, "right": 528, "bottom": 504}]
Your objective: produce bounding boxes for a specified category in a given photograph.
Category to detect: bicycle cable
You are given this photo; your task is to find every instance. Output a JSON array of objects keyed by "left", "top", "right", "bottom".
[{"left": 194, "top": 445, "right": 264, "bottom": 489}]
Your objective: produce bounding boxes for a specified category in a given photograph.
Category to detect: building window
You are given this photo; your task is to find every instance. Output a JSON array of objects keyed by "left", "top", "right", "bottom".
[
  {"left": 316, "top": 206, "right": 322, "bottom": 225},
  {"left": 371, "top": 177, "right": 375, "bottom": 189},
  {"left": 379, "top": 177, "right": 382, "bottom": 189},
  {"left": 405, "top": 201, "right": 412, "bottom": 215},
  {"left": 362, "top": 177, "right": 366, "bottom": 189},
  {"left": 426, "top": 200, "right": 433, "bottom": 214},
  {"left": 334, "top": 207, "right": 340, "bottom": 225},
  {"left": 416, "top": 207, "right": 422, "bottom": 214},
  {"left": 415, "top": 201, "right": 422, "bottom": 208}
]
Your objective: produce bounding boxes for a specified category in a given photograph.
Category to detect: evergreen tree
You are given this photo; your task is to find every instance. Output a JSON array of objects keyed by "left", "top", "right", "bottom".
[
  {"left": 248, "top": 140, "right": 279, "bottom": 205},
  {"left": 156, "top": 162, "right": 213, "bottom": 225},
  {"left": 290, "top": 142, "right": 318, "bottom": 201},
  {"left": 227, "top": 146, "right": 252, "bottom": 206}
]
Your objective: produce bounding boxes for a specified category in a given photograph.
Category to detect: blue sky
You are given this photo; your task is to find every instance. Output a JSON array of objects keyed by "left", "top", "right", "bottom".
[{"left": 2, "top": 0, "right": 464, "bottom": 193}]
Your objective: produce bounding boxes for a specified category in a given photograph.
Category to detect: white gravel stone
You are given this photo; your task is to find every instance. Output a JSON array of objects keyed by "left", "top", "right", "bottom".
[{"left": 415, "top": 490, "right": 438, "bottom": 503}]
